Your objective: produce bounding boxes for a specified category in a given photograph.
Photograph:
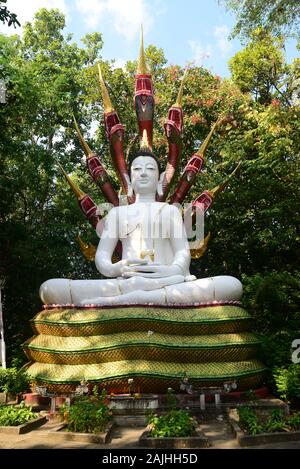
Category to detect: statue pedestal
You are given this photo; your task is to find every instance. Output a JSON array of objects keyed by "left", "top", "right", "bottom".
[{"left": 23, "top": 303, "right": 266, "bottom": 394}]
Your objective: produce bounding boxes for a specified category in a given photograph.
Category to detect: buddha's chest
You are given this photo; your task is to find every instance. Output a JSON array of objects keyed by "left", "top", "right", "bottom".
[{"left": 118, "top": 203, "right": 169, "bottom": 240}]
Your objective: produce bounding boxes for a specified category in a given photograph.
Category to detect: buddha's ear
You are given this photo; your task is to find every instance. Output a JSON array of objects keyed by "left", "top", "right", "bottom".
[{"left": 157, "top": 171, "right": 165, "bottom": 197}]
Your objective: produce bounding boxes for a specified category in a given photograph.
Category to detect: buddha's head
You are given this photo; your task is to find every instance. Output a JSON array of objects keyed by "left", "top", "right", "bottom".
[{"left": 128, "top": 150, "right": 163, "bottom": 196}]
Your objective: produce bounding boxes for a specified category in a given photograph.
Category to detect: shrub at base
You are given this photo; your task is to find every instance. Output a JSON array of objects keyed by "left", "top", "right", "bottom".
[
  {"left": 0, "top": 402, "right": 37, "bottom": 426},
  {"left": 146, "top": 410, "right": 197, "bottom": 438},
  {"left": 238, "top": 406, "right": 300, "bottom": 435},
  {"left": 59, "top": 389, "right": 111, "bottom": 434}
]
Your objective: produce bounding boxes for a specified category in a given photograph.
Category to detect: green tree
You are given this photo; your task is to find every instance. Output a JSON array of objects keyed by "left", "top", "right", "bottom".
[
  {"left": 0, "top": 8, "right": 104, "bottom": 361},
  {"left": 221, "top": 0, "right": 300, "bottom": 40},
  {"left": 228, "top": 30, "right": 287, "bottom": 105},
  {"left": 0, "top": 0, "right": 20, "bottom": 28}
]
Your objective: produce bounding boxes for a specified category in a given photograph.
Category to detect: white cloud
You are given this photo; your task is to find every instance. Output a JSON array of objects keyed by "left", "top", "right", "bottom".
[
  {"left": 75, "top": 0, "right": 106, "bottom": 29},
  {"left": 0, "top": 0, "right": 68, "bottom": 34},
  {"left": 75, "top": 0, "right": 154, "bottom": 41},
  {"left": 188, "top": 40, "right": 212, "bottom": 66},
  {"left": 214, "top": 25, "right": 232, "bottom": 56},
  {"left": 111, "top": 57, "right": 127, "bottom": 70}
]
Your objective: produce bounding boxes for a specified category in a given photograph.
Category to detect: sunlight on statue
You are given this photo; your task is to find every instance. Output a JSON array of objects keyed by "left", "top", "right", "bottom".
[{"left": 40, "top": 149, "right": 242, "bottom": 306}]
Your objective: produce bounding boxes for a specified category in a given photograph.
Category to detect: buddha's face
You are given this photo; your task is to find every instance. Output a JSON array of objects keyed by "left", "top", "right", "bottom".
[{"left": 130, "top": 155, "right": 159, "bottom": 195}]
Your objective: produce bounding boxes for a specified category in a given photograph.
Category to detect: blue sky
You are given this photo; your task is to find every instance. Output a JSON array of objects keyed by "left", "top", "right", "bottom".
[{"left": 1, "top": 0, "right": 298, "bottom": 77}]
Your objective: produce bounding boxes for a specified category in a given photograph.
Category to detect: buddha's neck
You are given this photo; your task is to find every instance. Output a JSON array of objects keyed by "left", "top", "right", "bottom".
[{"left": 134, "top": 193, "right": 156, "bottom": 203}]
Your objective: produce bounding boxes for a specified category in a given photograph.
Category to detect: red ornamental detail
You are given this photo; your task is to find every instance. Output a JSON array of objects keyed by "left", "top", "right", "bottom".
[
  {"left": 134, "top": 74, "right": 154, "bottom": 147},
  {"left": 104, "top": 111, "right": 125, "bottom": 141},
  {"left": 169, "top": 155, "right": 204, "bottom": 205},
  {"left": 183, "top": 155, "right": 204, "bottom": 174},
  {"left": 193, "top": 191, "right": 213, "bottom": 213},
  {"left": 134, "top": 75, "right": 153, "bottom": 97},
  {"left": 86, "top": 156, "right": 119, "bottom": 207},
  {"left": 87, "top": 155, "right": 107, "bottom": 181},
  {"left": 79, "top": 195, "right": 98, "bottom": 228},
  {"left": 164, "top": 107, "right": 183, "bottom": 137}
]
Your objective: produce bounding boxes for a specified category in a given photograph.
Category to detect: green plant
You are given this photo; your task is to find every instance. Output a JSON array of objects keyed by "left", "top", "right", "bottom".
[
  {"left": 59, "top": 390, "right": 111, "bottom": 434},
  {"left": 273, "top": 364, "right": 300, "bottom": 402},
  {"left": 146, "top": 409, "right": 197, "bottom": 438},
  {"left": 237, "top": 406, "right": 300, "bottom": 434},
  {"left": 242, "top": 272, "right": 300, "bottom": 334},
  {"left": 264, "top": 409, "right": 287, "bottom": 432},
  {"left": 0, "top": 367, "right": 30, "bottom": 395},
  {"left": 0, "top": 401, "right": 37, "bottom": 426},
  {"left": 288, "top": 412, "right": 300, "bottom": 430},
  {"left": 237, "top": 406, "right": 263, "bottom": 435}
]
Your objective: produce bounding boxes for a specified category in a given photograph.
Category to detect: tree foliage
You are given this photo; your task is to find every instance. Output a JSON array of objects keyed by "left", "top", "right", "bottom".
[
  {"left": 221, "top": 0, "right": 300, "bottom": 40},
  {"left": 0, "top": 8, "right": 299, "bottom": 369},
  {"left": 0, "top": 0, "right": 20, "bottom": 28}
]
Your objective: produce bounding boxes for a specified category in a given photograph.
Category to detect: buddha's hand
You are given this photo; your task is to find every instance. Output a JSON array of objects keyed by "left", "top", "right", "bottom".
[
  {"left": 121, "top": 263, "right": 182, "bottom": 278},
  {"left": 112, "top": 258, "right": 148, "bottom": 277}
]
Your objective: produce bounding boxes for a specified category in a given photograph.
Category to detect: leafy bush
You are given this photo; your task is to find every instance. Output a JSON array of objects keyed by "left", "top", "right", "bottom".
[
  {"left": 264, "top": 409, "right": 287, "bottom": 432},
  {"left": 0, "top": 402, "right": 37, "bottom": 426},
  {"left": 238, "top": 406, "right": 263, "bottom": 435},
  {"left": 237, "top": 406, "right": 300, "bottom": 434},
  {"left": 59, "top": 390, "right": 111, "bottom": 434},
  {"left": 242, "top": 272, "right": 300, "bottom": 333},
  {"left": 0, "top": 367, "right": 30, "bottom": 395},
  {"left": 287, "top": 412, "right": 300, "bottom": 430},
  {"left": 146, "top": 410, "right": 197, "bottom": 438},
  {"left": 258, "top": 331, "right": 299, "bottom": 369},
  {"left": 273, "top": 364, "right": 300, "bottom": 402}
]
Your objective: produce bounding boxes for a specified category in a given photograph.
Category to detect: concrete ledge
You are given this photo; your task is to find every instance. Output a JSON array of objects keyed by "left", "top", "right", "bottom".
[
  {"left": 139, "top": 427, "right": 209, "bottom": 449},
  {"left": 228, "top": 409, "right": 300, "bottom": 447},
  {"left": 44, "top": 421, "right": 115, "bottom": 444},
  {"left": 0, "top": 416, "right": 47, "bottom": 434}
]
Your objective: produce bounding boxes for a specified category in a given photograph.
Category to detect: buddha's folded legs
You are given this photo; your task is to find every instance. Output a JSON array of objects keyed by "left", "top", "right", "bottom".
[
  {"left": 39, "top": 275, "right": 184, "bottom": 305},
  {"left": 164, "top": 276, "right": 243, "bottom": 303},
  {"left": 39, "top": 275, "right": 242, "bottom": 306}
]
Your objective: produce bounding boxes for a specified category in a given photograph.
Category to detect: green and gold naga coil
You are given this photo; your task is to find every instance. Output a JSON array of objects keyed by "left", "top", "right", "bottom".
[{"left": 24, "top": 305, "right": 266, "bottom": 393}]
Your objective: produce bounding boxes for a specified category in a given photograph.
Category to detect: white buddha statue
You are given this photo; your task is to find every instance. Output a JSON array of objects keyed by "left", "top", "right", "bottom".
[{"left": 40, "top": 151, "right": 242, "bottom": 306}]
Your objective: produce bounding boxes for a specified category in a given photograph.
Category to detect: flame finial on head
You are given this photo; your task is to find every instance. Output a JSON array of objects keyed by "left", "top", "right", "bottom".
[
  {"left": 58, "top": 163, "right": 86, "bottom": 200},
  {"left": 208, "top": 162, "right": 242, "bottom": 197},
  {"left": 98, "top": 64, "right": 114, "bottom": 113},
  {"left": 140, "top": 129, "right": 152, "bottom": 151},
  {"left": 174, "top": 69, "right": 187, "bottom": 108},
  {"left": 137, "top": 25, "right": 149, "bottom": 75},
  {"left": 72, "top": 114, "right": 92, "bottom": 157}
]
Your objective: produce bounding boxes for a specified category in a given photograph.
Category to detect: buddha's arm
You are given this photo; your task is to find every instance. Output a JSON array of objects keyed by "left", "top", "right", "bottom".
[
  {"left": 95, "top": 208, "right": 121, "bottom": 277},
  {"left": 169, "top": 204, "right": 191, "bottom": 276}
]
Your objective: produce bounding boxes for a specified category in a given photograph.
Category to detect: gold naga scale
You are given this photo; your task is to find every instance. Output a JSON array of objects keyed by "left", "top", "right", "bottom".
[{"left": 23, "top": 30, "right": 266, "bottom": 393}]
